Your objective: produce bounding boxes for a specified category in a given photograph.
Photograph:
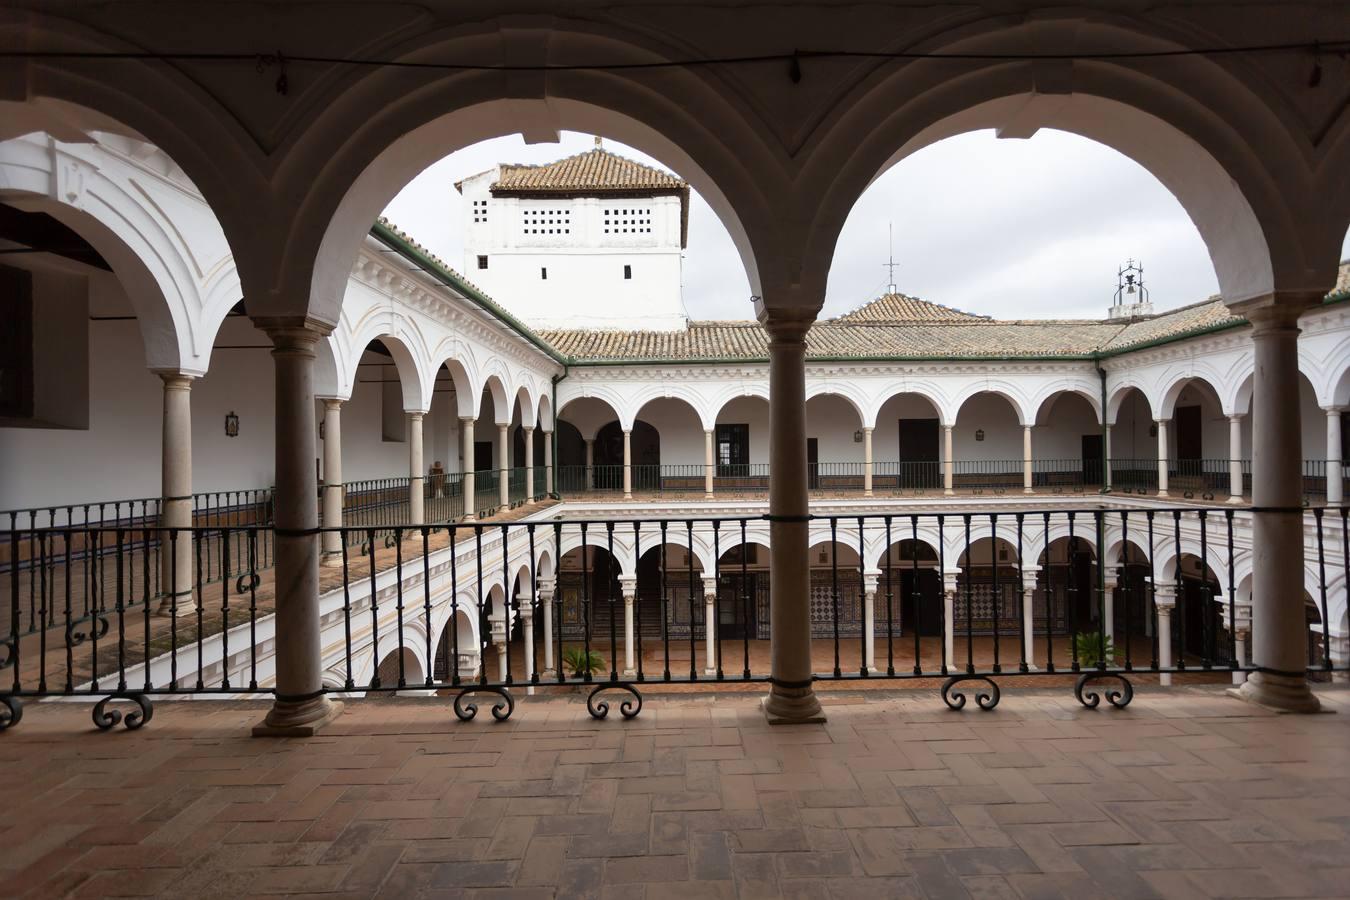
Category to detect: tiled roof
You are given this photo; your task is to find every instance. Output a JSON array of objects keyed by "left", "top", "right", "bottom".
[
  {"left": 836, "top": 293, "right": 988, "bottom": 323},
  {"left": 490, "top": 148, "right": 686, "bottom": 195}
]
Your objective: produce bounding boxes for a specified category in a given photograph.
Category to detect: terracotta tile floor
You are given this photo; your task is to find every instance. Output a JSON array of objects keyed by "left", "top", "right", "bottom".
[{"left": 3, "top": 686, "right": 1349, "bottom": 898}]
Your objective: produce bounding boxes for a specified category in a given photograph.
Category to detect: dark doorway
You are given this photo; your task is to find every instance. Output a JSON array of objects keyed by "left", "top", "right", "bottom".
[
  {"left": 716, "top": 572, "right": 762, "bottom": 640},
  {"left": 807, "top": 438, "right": 820, "bottom": 489},
  {"left": 898, "top": 417, "right": 940, "bottom": 488},
  {"left": 596, "top": 420, "right": 660, "bottom": 490},
  {"left": 473, "top": 441, "right": 493, "bottom": 471},
  {"left": 716, "top": 423, "right": 749, "bottom": 477},
  {"left": 1175, "top": 405, "right": 1202, "bottom": 461},
  {"left": 1081, "top": 434, "right": 1104, "bottom": 487},
  {"left": 898, "top": 568, "right": 943, "bottom": 636},
  {"left": 1179, "top": 572, "right": 1226, "bottom": 664}
]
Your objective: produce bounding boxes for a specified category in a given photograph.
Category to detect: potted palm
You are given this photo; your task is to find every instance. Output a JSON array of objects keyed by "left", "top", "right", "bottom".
[
  {"left": 562, "top": 647, "right": 607, "bottom": 681},
  {"left": 1075, "top": 631, "right": 1116, "bottom": 667}
]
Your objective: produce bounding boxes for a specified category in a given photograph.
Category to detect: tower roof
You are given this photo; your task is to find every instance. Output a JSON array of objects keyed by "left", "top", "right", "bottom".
[{"left": 834, "top": 292, "right": 989, "bottom": 324}]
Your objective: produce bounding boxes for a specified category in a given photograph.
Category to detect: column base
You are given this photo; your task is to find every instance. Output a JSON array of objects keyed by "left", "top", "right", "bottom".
[
  {"left": 705, "top": 667, "right": 718, "bottom": 677},
  {"left": 320, "top": 551, "right": 345, "bottom": 569},
  {"left": 253, "top": 697, "right": 343, "bottom": 737},
  {"left": 1230, "top": 671, "right": 1322, "bottom": 714},
  {"left": 623, "top": 493, "right": 633, "bottom": 501},
  {"left": 1157, "top": 490, "right": 1169, "bottom": 498},
  {"left": 863, "top": 490, "right": 873, "bottom": 498},
  {"left": 1227, "top": 495, "right": 1246, "bottom": 505},
  {"left": 943, "top": 489, "right": 954, "bottom": 497},
  {"left": 704, "top": 493, "right": 714, "bottom": 501},
  {"left": 153, "top": 590, "right": 194, "bottom": 617},
  {"left": 762, "top": 687, "right": 825, "bottom": 725},
  {"left": 622, "top": 668, "right": 636, "bottom": 678},
  {"left": 1022, "top": 487, "right": 1033, "bottom": 495}
]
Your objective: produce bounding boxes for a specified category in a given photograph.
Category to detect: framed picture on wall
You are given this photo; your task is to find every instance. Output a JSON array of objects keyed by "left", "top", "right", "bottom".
[{"left": 562, "top": 587, "right": 582, "bottom": 625}]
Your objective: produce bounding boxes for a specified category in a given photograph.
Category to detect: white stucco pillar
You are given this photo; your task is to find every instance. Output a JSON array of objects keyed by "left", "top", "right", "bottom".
[
  {"left": 155, "top": 372, "right": 195, "bottom": 614},
  {"left": 1021, "top": 566, "right": 1040, "bottom": 670},
  {"left": 1238, "top": 301, "right": 1320, "bottom": 712},
  {"left": 490, "top": 613, "right": 508, "bottom": 683},
  {"left": 538, "top": 576, "right": 556, "bottom": 675},
  {"left": 1155, "top": 587, "right": 1175, "bottom": 687},
  {"left": 1226, "top": 602, "right": 1251, "bottom": 686},
  {"left": 943, "top": 424, "right": 954, "bottom": 495},
  {"left": 619, "top": 575, "right": 637, "bottom": 676},
  {"left": 703, "top": 576, "right": 719, "bottom": 676},
  {"left": 320, "top": 399, "right": 343, "bottom": 566},
  {"left": 252, "top": 320, "right": 340, "bottom": 736},
  {"left": 862, "top": 569, "right": 879, "bottom": 673},
  {"left": 1228, "top": 415, "right": 1245, "bottom": 503},
  {"left": 863, "top": 427, "right": 874, "bottom": 497},
  {"left": 1156, "top": 419, "right": 1169, "bottom": 496},
  {"left": 461, "top": 417, "right": 476, "bottom": 522},
  {"left": 942, "top": 570, "right": 959, "bottom": 673},
  {"left": 1326, "top": 408, "right": 1343, "bottom": 505},
  {"left": 704, "top": 429, "right": 715, "bottom": 498},
  {"left": 523, "top": 426, "right": 535, "bottom": 501},
  {"left": 1104, "top": 424, "right": 1113, "bottom": 489},
  {"left": 584, "top": 438, "right": 595, "bottom": 490},
  {"left": 544, "top": 429, "right": 554, "bottom": 496},
  {"left": 1022, "top": 425, "right": 1033, "bottom": 494},
  {"left": 764, "top": 312, "right": 824, "bottom": 724},
  {"left": 497, "top": 423, "right": 509, "bottom": 510},
  {"left": 1102, "top": 574, "right": 1117, "bottom": 642},
  {"left": 622, "top": 429, "right": 633, "bottom": 499},
  {"left": 408, "top": 412, "right": 425, "bottom": 523},
  {"left": 519, "top": 601, "right": 535, "bottom": 692}
]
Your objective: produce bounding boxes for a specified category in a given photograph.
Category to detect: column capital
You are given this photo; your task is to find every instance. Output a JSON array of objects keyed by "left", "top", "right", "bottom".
[
  {"left": 251, "top": 315, "right": 334, "bottom": 351},
  {"left": 321, "top": 397, "right": 344, "bottom": 411},
  {"left": 406, "top": 409, "right": 426, "bottom": 420},
  {"left": 701, "top": 575, "right": 718, "bottom": 598},
  {"left": 1325, "top": 406, "right": 1347, "bottom": 416},
  {"left": 536, "top": 576, "right": 557, "bottom": 595},
  {"left": 618, "top": 574, "right": 638, "bottom": 596},
  {"left": 1152, "top": 583, "right": 1177, "bottom": 608},
  {"left": 459, "top": 415, "right": 476, "bottom": 424},
  {"left": 522, "top": 424, "right": 535, "bottom": 433},
  {"left": 1228, "top": 291, "right": 1322, "bottom": 330},
  {"left": 862, "top": 568, "right": 881, "bottom": 594},
  {"left": 153, "top": 370, "right": 197, "bottom": 391},
  {"left": 760, "top": 307, "right": 816, "bottom": 344}
]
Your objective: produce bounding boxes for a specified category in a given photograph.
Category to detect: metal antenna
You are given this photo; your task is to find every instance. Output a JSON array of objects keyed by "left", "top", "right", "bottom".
[{"left": 883, "top": 222, "right": 899, "bottom": 295}]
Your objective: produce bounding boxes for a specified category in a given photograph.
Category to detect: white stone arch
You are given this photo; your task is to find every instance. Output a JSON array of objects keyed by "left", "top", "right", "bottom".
[
  {"left": 805, "top": 383, "right": 870, "bottom": 429},
  {"left": 514, "top": 384, "right": 538, "bottom": 430},
  {"left": 339, "top": 309, "right": 434, "bottom": 412},
  {"left": 1153, "top": 546, "right": 1230, "bottom": 593},
  {"left": 1030, "top": 383, "right": 1104, "bottom": 426},
  {"left": 480, "top": 371, "right": 512, "bottom": 426},
  {"left": 558, "top": 390, "right": 625, "bottom": 441},
  {"left": 427, "top": 340, "right": 483, "bottom": 419},
  {"left": 535, "top": 546, "right": 555, "bottom": 582},
  {"left": 536, "top": 392, "right": 555, "bottom": 432},
  {"left": 634, "top": 528, "right": 715, "bottom": 577},
  {"left": 626, "top": 388, "right": 708, "bottom": 434},
  {"left": 713, "top": 521, "right": 773, "bottom": 561},
  {"left": 868, "top": 383, "right": 946, "bottom": 428},
  {"left": 949, "top": 383, "right": 1033, "bottom": 428},
  {"left": 430, "top": 596, "right": 481, "bottom": 670},
  {"left": 1106, "top": 379, "right": 1157, "bottom": 425},
  {"left": 1157, "top": 368, "right": 1229, "bottom": 421},
  {"left": 870, "top": 527, "right": 945, "bottom": 572},
  {"left": 1102, "top": 534, "right": 1153, "bottom": 570},
  {"left": 710, "top": 383, "right": 771, "bottom": 423},
  {"left": 556, "top": 529, "right": 638, "bottom": 578},
  {"left": 1315, "top": 336, "right": 1350, "bottom": 408},
  {"left": 0, "top": 133, "right": 240, "bottom": 374}
]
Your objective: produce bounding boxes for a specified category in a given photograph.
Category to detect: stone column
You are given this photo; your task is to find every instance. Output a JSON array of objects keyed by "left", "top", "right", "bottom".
[
  {"left": 519, "top": 601, "right": 535, "bottom": 690},
  {"left": 461, "top": 417, "right": 476, "bottom": 522},
  {"left": 1022, "top": 425, "right": 1033, "bottom": 494},
  {"left": 943, "top": 425, "right": 955, "bottom": 495},
  {"left": 764, "top": 311, "right": 824, "bottom": 724},
  {"left": 941, "top": 570, "right": 959, "bottom": 673},
  {"left": 704, "top": 429, "right": 715, "bottom": 499},
  {"left": 622, "top": 429, "right": 633, "bottom": 499},
  {"left": 1021, "top": 566, "right": 1040, "bottom": 670},
  {"left": 497, "top": 423, "right": 509, "bottom": 510},
  {"left": 863, "top": 427, "right": 874, "bottom": 497},
  {"left": 1102, "top": 574, "right": 1117, "bottom": 642},
  {"left": 489, "top": 613, "right": 508, "bottom": 682},
  {"left": 408, "top": 411, "right": 425, "bottom": 523},
  {"left": 252, "top": 319, "right": 341, "bottom": 736},
  {"left": 862, "top": 569, "right": 880, "bottom": 672},
  {"left": 538, "top": 576, "right": 556, "bottom": 675},
  {"left": 584, "top": 438, "right": 595, "bottom": 490},
  {"left": 619, "top": 575, "right": 637, "bottom": 675},
  {"left": 1329, "top": 634, "right": 1349, "bottom": 684},
  {"left": 703, "top": 576, "right": 719, "bottom": 676},
  {"left": 544, "top": 429, "right": 554, "bottom": 496},
  {"left": 523, "top": 426, "right": 535, "bottom": 501},
  {"left": 1237, "top": 300, "right": 1321, "bottom": 712},
  {"left": 320, "top": 399, "right": 343, "bottom": 566},
  {"left": 1155, "top": 584, "right": 1175, "bottom": 686},
  {"left": 1156, "top": 419, "right": 1170, "bottom": 496},
  {"left": 1326, "top": 408, "right": 1343, "bottom": 505},
  {"left": 1226, "top": 601, "right": 1251, "bottom": 686},
  {"left": 1104, "top": 424, "right": 1113, "bottom": 490},
  {"left": 155, "top": 372, "right": 195, "bottom": 615},
  {"left": 1229, "top": 415, "right": 1245, "bottom": 503}
]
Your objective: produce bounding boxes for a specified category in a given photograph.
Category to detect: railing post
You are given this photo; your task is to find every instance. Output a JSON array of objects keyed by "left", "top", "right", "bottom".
[
  {"left": 461, "top": 417, "right": 476, "bottom": 522},
  {"left": 408, "top": 411, "right": 425, "bottom": 523},
  {"left": 320, "top": 399, "right": 344, "bottom": 565},
  {"left": 1228, "top": 415, "right": 1245, "bottom": 503},
  {"left": 251, "top": 318, "right": 341, "bottom": 736},
  {"left": 763, "top": 309, "right": 824, "bottom": 724},
  {"left": 704, "top": 429, "right": 715, "bottom": 499},
  {"left": 154, "top": 371, "right": 195, "bottom": 615}
]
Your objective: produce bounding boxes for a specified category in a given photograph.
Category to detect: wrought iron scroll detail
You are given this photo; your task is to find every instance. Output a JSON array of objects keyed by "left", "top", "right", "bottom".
[
  {"left": 235, "top": 571, "right": 261, "bottom": 593},
  {"left": 92, "top": 693, "right": 154, "bottom": 730},
  {"left": 941, "top": 674, "right": 1001, "bottom": 710},
  {"left": 1074, "top": 672, "right": 1134, "bottom": 709},
  {"left": 453, "top": 686, "right": 514, "bottom": 722},
  {"left": 67, "top": 612, "right": 110, "bottom": 648},
  {"left": 0, "top": 636, "right": 14, "bottom": 669},
  {"left": 587, "top": 683, "right": 642, "bottom": 720},
  {"left": 0, "top": 696, "right": 21, "bottom": 730}
]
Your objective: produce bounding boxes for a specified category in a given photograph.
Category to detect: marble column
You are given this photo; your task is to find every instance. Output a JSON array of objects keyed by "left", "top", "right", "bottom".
[
  {"left": 544, "top": 429, "right": 554, "bottom": 496},
  {"left": 584, "top": 438, "right": 595, "bottom": 490},
  {"left": 252, "top": 318, "right": 341, "bottom": 736},
  {"left": 622, "top": 429, "right": 633, "bottom": 499},
  {"left": 1156, "top": 419, "right": 1170, "bottom": 496},
  {"left": 703, "top": 576, "right": 719, "bottom": 676},
  {"left": 497, "top": 423, "right": 509, "bottom": 510},
  {"left": 1227, "top": 601, "right": 1251, "bottom": 686},
  {"left": 408, "top": 411, "right": 425, "bottom": 523},
  {"left": 155, "top": 372, "right": 195, "bottom": 615},
  {"left": 461, "top": 417, "right": 476, "bottom": 522},
  {"left": 1103, "top": 424, "right": 1113, "bottom": 490},
  {"left": 862, "top": 569, "right": 879, "bottom": 673},
  {"left": 519, "top": 601, "right": 535, "bottom": 689},
  {"left": 538, "top": 577, "right": 556, "bottom": 676},
  {"left": 943, "top": 425, "right": 955, "bottom": 495},
  {"left": 1326, "top": 408, "right": 1343, "bottom": 505},
  {"left": 942, "top": 570, "right": 958, "bottom": 673},
  {"left": 1155, "top": 584, "right": 1176, "bottom": 686},
  {"left": 764, "top": 311, "right": 824, "bottom": 724},
  {"left": 863, "top": 426, "right": 874, "bottom": 497},
  {"left": 619, "top": 575, "right": 637, "bottom": 675},
  {"left": 704, "top": 429, "right": 715, "bottom": 499},
  {"left": 1021, "top": 566, "right": 1040, "bottom": 670},
  {"left": 1229, "top": 415, "right": 1245, "bottom": 503},
  {"left": 320, "top": 399, "right": 343, "bottom": 566},
  {"left": 1102, "top": 574, "right": 1117, "bottom": 642},
  {"left": 523, "top": 426, "right": 535, "bottom": 501},
  {"left": 1022, "top": 425, "right": 1033, "bottom": 494},
  {"left": 490, "top": 614, "right": 508, "bottom": 682},
  {"left": 1237, "top": 299, "right": 1321, "bottom": 712}
]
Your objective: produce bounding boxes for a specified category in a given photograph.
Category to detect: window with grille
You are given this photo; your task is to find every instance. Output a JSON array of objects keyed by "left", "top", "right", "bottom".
[
  {"left": 522, "top": 207, "right": 571, "bottom": 235},
  {"left": 471, "top": 199, "right": 488, "bottom": 224},
  {"left": 602, "top": 207, "right": 653, "bottom": 234}
]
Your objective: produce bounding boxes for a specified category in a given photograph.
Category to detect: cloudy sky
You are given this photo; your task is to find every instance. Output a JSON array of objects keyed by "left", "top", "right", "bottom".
[{"left": 384, "top": 130, "right": 1350, "bottom": 323}]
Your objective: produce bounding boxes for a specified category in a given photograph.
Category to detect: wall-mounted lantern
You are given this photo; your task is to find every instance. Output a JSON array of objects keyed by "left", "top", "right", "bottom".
[
  {"left": 975, "top": 428, "right": 985, "bottom": 442},
  {"left": 1149, "top": 422, "right": 1158, "bottom": 438},
  {"left": 853, "top": 429, "right": 863, "bottom": 443},
  {"left": 224, "top": 411, "right": 239, "bottom": 438}
]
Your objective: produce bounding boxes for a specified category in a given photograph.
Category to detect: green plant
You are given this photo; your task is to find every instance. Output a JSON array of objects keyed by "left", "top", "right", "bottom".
[
  {"left": 563, "top": 647, "right": 606, "bottom": 678},
  {"left": 1075, "top": 631, "right": 1116, "bottom": 667}
]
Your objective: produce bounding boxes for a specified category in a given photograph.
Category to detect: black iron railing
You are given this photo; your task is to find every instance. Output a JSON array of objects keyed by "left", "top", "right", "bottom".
[{"left": 2, "top": 505, "right": 1344, "bottom": 732}]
